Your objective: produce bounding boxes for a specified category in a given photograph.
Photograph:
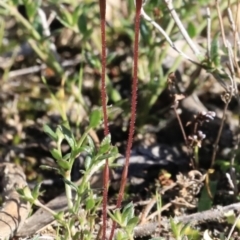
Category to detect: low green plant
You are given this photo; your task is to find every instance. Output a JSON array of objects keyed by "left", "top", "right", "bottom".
[
  {"left": 169, "top": 218, "right": 200, "bottom": 240},
  {"left": 108, "top": 202, "right": 139, "bottom": 240},
  {"left": 18, "top": 109, "right": 119, "bottom": 239},
  {"left": 0, "top": 1, "right": 64, "bottom": 76}
]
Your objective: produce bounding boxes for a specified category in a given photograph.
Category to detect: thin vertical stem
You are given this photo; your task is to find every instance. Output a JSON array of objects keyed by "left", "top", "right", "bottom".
[
  {"left": 99, "top": 0, "right": 108, "bottom": 136},
  {"left": 99, "top": 1, "right": 109, "bottom": 239},
  {"left": 109, "top": 0, "right": 142, "bottom": 239},
  {"left": 210, "top": 93, "right": 231, "bottom": 168},
  {"left": 164, "top": 0, "right": 200, "bottom": 56},
  {"left": 206, "top": 7, "right": 211, "bottom": 60},
  {"left": 216, "top": 0, "right": 227, "bottom": 48},
  {"left": 64, "top": 169, "right": 76, "bottom": 235},
  {"left": 172, "top": 105, "right": 195, "bottom": 168}
]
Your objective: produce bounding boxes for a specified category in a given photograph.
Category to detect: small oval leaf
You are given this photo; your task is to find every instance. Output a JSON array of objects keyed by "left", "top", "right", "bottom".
[
  {"left": 57, "top": 159, "right": 71, "bottom": 171},
  {"left": 89, "top": 109, "right": 102, "bottom": 128},
  {"left": 43, "top": 124, "right": 57, "bottom": 141},
  {"left": 50, "top": 148, "right": 62, "bottom": 161}
]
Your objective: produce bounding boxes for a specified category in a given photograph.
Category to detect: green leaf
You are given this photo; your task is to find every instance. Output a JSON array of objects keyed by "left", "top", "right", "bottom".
[
  {"left": 57, "top": 159, "right": 71, "bottom": 171},
  {"left": 225, "top": 210, "right": 240, "bottom": 229},
  {"left": 59, "top": 7, "right": 73, "bottom": 26},
  {"left": 140, "top": 20, "right": 151, "bottom": 45},
  {"left": 126, "top": 217, "right": 139, "bottom": 230},
  {"left": 110, "top": 146, "right": 119, "bottom": 156},
  {"left": 99, "top": 134, "right": 111, "bottom": 154},
  {"left": 71, "top": 146, "right": 92, "bottom": 159},
  {"left": 12, "top": 0, "right": 21, "bottom": 6},
  {"left": 17, "top": 186, "right": 32, "bottom": 200},
  {"left": 122, "top": 202, "right": 134, "bottom": 224},
  {"left": 85, "top": 52, "right": 101, "bottom": 68},
  {"left": 59, "top": 125, "right": 76, "bottom": 149},
  {"left": 215, "top": 159, "right": 231, "bottom": 172},
  {"left": 180, "top": 223, "right": 191, "bottom": 235},
  {"left": 187, "top": 22, "right": 197, "bottom": 38},
  {"left": 63, "top": 153, "right": 71, "bottom": 161},
  {"left": 86, "top": 135, "right": 95, "bottom": 154},
  {"left": 170, "top": 218, "right": 179, "bottom": 237},
  {"left": 100, "top": 134, "right": 111, "bottom": 146},
  {"left": 56, "top": 126, "right": 64, "bottom": 142},
  {"left": 70, "top": 148, "right": 82, "bottom": 160},
  {"left": 115, "top": 210, "right": 123, "bottom": 225},
  {"left": 108, "top": 210, "right": 121, "bottom": 225},
  {"left": 72, "top": 5, "right": 81, "bottom": 25},
  {"left": 106, "top": 52, "right": 117, "bottom": 65},
  {"left": 50, "top": 148, "right": 62, "bottom": 161},
  {"left": 109, "top": 88, "right": 122, "bottom": 102},
  {"left": 43, "top": 124, "right": 57, "bottom": 141},
  {"left": 97, "top": 152, "right": 117, "bottom": 161},
  {"left": 210, "top": 35, "right": 221, "bottom": 67},
  {"left": 32, "top": 182, "right": 42, "bottom": 199},
  {"left": 86, "top": 198, "right": 95, "bottom": 210},
  {"left": 56, "top": 15, "right": 73, "bottom": 29},
  {"left": 54, "top": 211, "right": 64, "bottom": 221},
  {"left": 116, "top": 231, "right": 128, "bottom": 240},
  {"left": 69, "top": 218, "right": 76, "bottom": 230},
  {"left": 23, "top": 0, "right": 40, "bottom": 21},
  {"left": 89, "top": 109, "right": 102, "bottom": 128},
  {"left": 39, "top": 165, "right": 61, "bottom": 174},
  {"left": 183, "top": 225, "right": 201, "bottom": 239},
  {"left": 198, "top": 180, "right": 217, "bottom": 211},
  {"left": 78, "top": 13, "right": 88, "bottom": 34},
  {"left": 63, "top": 179, "right": 78, "bottom": 192},
  {"left": 84, "top": 155, "right": 92, "bottom": 170}
]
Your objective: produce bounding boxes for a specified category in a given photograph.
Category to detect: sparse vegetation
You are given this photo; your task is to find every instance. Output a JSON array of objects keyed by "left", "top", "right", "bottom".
[{"left": 1, "top": 0, "right": 240, "bottom": 239}]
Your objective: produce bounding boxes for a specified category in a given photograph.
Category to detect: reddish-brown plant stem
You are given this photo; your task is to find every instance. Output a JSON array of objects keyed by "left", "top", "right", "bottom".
[
  {"left": 99, "top": 1, "right": 109, "bottom": 239},
  {"left": 109, "top": 1, "right": 142, "bottom": 239}
]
